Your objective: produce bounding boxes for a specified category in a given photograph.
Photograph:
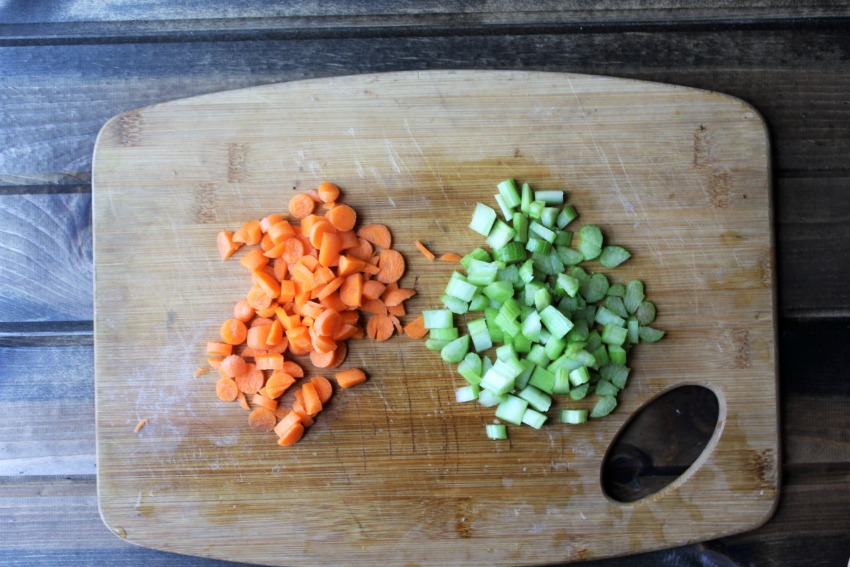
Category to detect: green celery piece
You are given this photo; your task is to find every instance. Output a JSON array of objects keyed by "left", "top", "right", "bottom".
[
  {"left": 601, "top": 323, "right": 628, "bottom": 346},
  {"left": 639, "top": 326, "right": 666, "bottom": 343},
  {"left": 557, "top": 205, "right": 578, "bottom": 228},
  {"left": 607, "top": 283, "right": 626, "bottom": 297},
  {"left": 534, "top": 287, "right": 552, "bottom": 311},
  {"left": 423, "top": 309, "right": 453, "bottom": 329},
  {"left": 445, "top": 272, "right": 478, "bottom": 301},
  {"left": 521, "top": 310, "right": 542, "bottom": 342},
  {"left": 425, "top": 338, "right": 451, "bottom": 351},
  {"left": 518, "top": 385, "right": 552, "bottom": 412},
  {"left": 429, "top": 327, "right": 459, "bottom": 341},
  {"left": 441, "top": 335, "right": 470, "bottom": 364},
  {"left": 483, "top": 280, "right": 514, "bottom": 302},
  {"left": 534, "top": 190, "right": 565, "bottom": 205},
  {"left": 555, "top": 230, "right": 573, "bottom": 247},
  {"left": 513, "top": 211, "right": 529, "bottom": 243},
  {"left": 552, "top": 368, "right": 571, "bottom": 394},
  {"left": 486, "top": 423, "right": 508, "bottom": 439},
  {"left": 595, "top": 306, "right": 626, "bottom": 328},
  {"left": 440, "top": 294, "right": 469, "bottom": 314},
  {"left": 600, "top": 363, "right": 630, "bottom": 389},
  {"left": 556, "top": 273, "right": 580, "bottom": 297},
  {"left": 469, "top": 203, "right": 498, "bottom": 237},
  {"left": 492, "top": 241, "right": 527, "bottom": 265},
  {"left": 636, "top": 301, "right": 657, "bottom": 325},
  {"left": 494, "top": 193, "right": 514, "bottom": 220},
  {"left": 521, "top": 408, "right": 548, "bottom": 429},
  {"left": 624, "top": 280, "right": 645, "bottom": 314},
  {"left": 520, "top": 182, "right": 533, "bottom": 214},
  {"left": 560, "top": 409, "right": 588, "bottom": 424},
  {"left": 486, "top": 219, "right": 517, "bottom": 250},
  {"left": 478, "top": 388, "right": 507, "bottom": 407},
  {"left": 569, "top": 382, "right": 590, "bottom": 401},
  {"left": 539, "top": 305, "right": 574, "bottom": 340},
  {"left": 578, "top": 225, "right": 603, "bottom": 260},
  {"left": 512, "top": 333, "right": 532, "bottom": 353},
  {"left": 461, "top": 247, "right": 491, "bottom": 270},
  {"left": 467, "top": 318, "right": 492, "bottom": 352},
  {"left": 607, "top": 345, "right": 627, "bottom": 366},
  {"left": 514, "top": 358, "right": 535, "bottom": 389},
  {"left": 528, "top": 200, "right": 545, "bottom": 219},
  {"left": 599, "top": 245, "right": 631, "bottom": 268},
  {"left": 627, "top": 317, "right": 640, "bottom": 344},
  {"left": 540, "top": 207, "right": 560, "bottom": 228},
  {"left": 584, "top": 273, "right": 609, "bottom": 303},
  {"left": 455, "top": 384, "right": 480, "bottom": 403},
  {"left": 544, "top": 335, "right": 567, "bottom": 360},
  {"left": 569, "top": 365, "right": 591, "bottom": 386},
  {"left": 495, "top": 395, "right": 529, "bottom": 425},
  {"left": 591, "top": 344, "right": 610, "bottom": 369},
  {"left": 591, "top": 395, "right": 618, "bottom": 418},
  {"left": 468, "top": 292, "right": 490, "bottom": 312},
  {"left": 466, "top": 258, "right": 498, "bottom": 285},
  {"left": 497, "top": 179, "right": 522, "bottom": 208},
  {"left": 529, "top": 221, "right": 557, "bottom": 243},
  {"left": 556, "top": 246, "right": 584, "bottom": 266},
  {"left": 529, "top": 365, "right": 556, "bottom": 394},
  {"left": 595, "top": 379, "right": 619, "bottom": 396},
  {"left": 526, "top": 344, "right": 550, "bottom": 367},
  {"left": 605, "top": 296, "right": 629, "bottom": 319},
  {"left": 518, "top": 259, "right": 535, "bottom": 284},
  {"left": 485, "top": 308, "right": 504, "bottom": 342}
]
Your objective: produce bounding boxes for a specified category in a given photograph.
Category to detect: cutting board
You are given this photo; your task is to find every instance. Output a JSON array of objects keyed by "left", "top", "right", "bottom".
[{"left": 93, "top": 71, "right": 778, "bottom": 566}]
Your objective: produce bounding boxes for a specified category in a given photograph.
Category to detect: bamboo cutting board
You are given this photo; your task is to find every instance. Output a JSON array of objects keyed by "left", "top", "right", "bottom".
[{"left": 93, "top": 71, "right": 778, "bottom": 566}]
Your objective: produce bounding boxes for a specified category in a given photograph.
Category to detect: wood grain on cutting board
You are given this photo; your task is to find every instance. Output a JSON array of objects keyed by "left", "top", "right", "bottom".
[{"left": 93, "top": 71, "right": 778, "bottom": 566}]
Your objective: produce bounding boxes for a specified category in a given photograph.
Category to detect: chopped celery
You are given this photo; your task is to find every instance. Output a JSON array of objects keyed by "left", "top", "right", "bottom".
[
  {"left": 441, "top": 335, "right": 470, "bottom": 364},
  {"left": 486, "top": 423, "right": 508, "bottom": 439},
  {"left": 569, "top": 382, "right": 590, "bottom": 400},
  {"left": 636, "top": 301, "right": 657, "bottom": 325},
  {"left": 518, "top": 259, "right": 535, "bottom": 284},
  {"left": 601, "top": 323, "right": 628, "bottom": 346},
  {"left": 494, "top": 193, "right": 514, "bottom": 220},
  {"left": 590, "top": 395, "right": 618, "bottom": 418},
  {"left": 440, "top": 294, "right": 469, "bottom": 314},
  {"left": 423, "top": 309, "right": 453, "bottom": 329},
  {"left": 497, "top": 179, "right": 522, "bottom": 209},
  {"left": 556, "top": 246, "right": 584, "bottom": 266},
  {"left": 521, "top": 408, "right": 548, "bottom": 429},
  {"left": 528, "top": 200, "right": 545, "bottom": 219},
  {"left": 425, "top": 338, "right": 451, "bottom": 351},
  {"left": 494, "top": 395, "right": 528, "bottom": 425},
  {"left": 607, "top": 283, "right": 625, "bottom": 297},
  {"left": 469, "top": 292, "right": 490, "bottom": 312},
  {"left": 484, "top": 308, "right": 504, "bottom": 342},
  {"left": 624, "top": 280, "right": 645, "bottom": 314},
  {"left": 578, "top": 225, "right": 603, "bottom": 260},
  {"left": 584, "top": 273, "right": 609, "bottom": 303},
  {"left": 492, "top": 241, "right": 527, "bottom": 264},
  {"left": 466, "top": 259, "right": 499, "bottom": 285},
  {"left": 483, "top": 280, "right": 514, "bottom": 302},
  {"left": 478, "top": 388, "right": 507, "bottom": 408},
  {"left": 480, "top": 370, "right": 515, "bottom": 396},
  {"left": 569, "top": 365, "right": 591, "bottom": 386},
  {"left": 455, "top": 384, "right": 480, "bottom": 403},
  {"left": 557, "top": 205, "right": 578, "bottom": 228},
  {"left": 512, "top": 211, "right": 529, "bottom": 243},
  {"left": 556, "top": 273, "right": 580, "bottom": 297},
  {"left": 445, "top": 273, "right": 478, "bottom": 302},
  {"left": 486, "top": 220, "right": 517, "bottom": 249},
  {"left": 525, "top": 344, "right": 550, "bottom": 367},
  {"left": 552, "top": 368, "right": 571, "bottom": 394},
  {"left": 627, "top": 317, "right": 640, "bottom": 344},
  {"left": 525, "top": 237, "right": 551, "bottom": 255},
  {"left": 639, "top": 326, "right": 666, "bottom": 343},
  {"left": 469, "top": 203, "right": 498, "bottom": 237},
  {"left": 518, "top": 385, "right": 552, "bottom": 412},
  {"left": 429, "top": 327, "right": 459, "bottom": 341},
  {"left": 591, "top": 344, "right": 610, "bottom": 368},
  {"left": 605, "top": 295, "right": 629, "bottom": 319},
  {"left": 544, "top": 335, "right": 567, "bottom": 359},
  {"left": 540, "top": 207, "right": 560, "bottom": 228},
  {"left": 595, "top": 306, "right": 626, "bottom": 328},
  {"left": 595, "top": 379, "right": 619, "bottom": 396},
  {"left": 560, "top": 409, "right": 588, "bottom": 424},
  {"left": 511, "top": 333, "right": 532, "bottom": 353},
  {"left": 529, "top": 366, "right": 556, "bottom": 394},
  {"left": 520, "top": 182, "right": 533, "bottom": 214},
  {"left": 495, "top": 342, "right": 516, "bottom": 362},
  {"left": 600, "top": 245, "right": 631, "bottom": 268},
  {"left": 530, "top": 221, "right": 557, "bottom": 243},
  {"left": 534, "top": 190, "right": 565, "bottom": 205},
  {"left": 461, "top": 247, "right": 491, "bottom": 270},
  {"left": 601, "top": 363, "right": 630, "bottom": 389},
  {"left": 467, "top": 318, "right": 492, "bottom": 352},
  {"left": 607, "top": 344, "right": 627, "bottom": 366},
  {"left": 521, "top": 310, "right": 542, "bottom": 342},
  {"left": 555, "top": 230, "right": 573, "bottom": 247},
  {"left": 539, "top": 305, "right": 574, "bottom": 339}
]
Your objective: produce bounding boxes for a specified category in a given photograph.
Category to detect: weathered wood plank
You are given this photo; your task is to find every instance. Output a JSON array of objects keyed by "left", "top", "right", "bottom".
[
  {"left": 1, "top": 1, "right": 848, "bottom": 27},
  {"left": 0, "top": 194, "right": 91, "bottom": 322},
  {"left": 1, "top": 29, "right": 850, "bottom": 188},
  {"left": 1, "top": 468, "right": 847, "bottom": 566}
]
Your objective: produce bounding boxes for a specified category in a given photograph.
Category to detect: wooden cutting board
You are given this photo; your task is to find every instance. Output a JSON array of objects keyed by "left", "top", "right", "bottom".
[{"left": 93, "top": 70, "right": 778, "bottom": 566}]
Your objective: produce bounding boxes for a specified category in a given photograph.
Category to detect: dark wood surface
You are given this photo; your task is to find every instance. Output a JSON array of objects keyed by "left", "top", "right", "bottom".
[{"left": 0, "top": 2, "right": 848, "bottom": 566}]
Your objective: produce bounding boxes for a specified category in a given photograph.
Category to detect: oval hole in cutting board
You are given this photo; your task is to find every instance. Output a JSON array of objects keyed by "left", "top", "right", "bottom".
[{"left": 601, "top": 385, "right": 720, "bottom": 503}]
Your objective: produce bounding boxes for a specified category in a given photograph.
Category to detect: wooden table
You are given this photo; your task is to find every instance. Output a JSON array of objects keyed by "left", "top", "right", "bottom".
[{"left": 1, "top": 3, "right": 848, "bottom": 566}]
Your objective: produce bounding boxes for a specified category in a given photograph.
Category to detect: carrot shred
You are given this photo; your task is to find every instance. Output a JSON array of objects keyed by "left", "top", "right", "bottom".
[
  {"left": 414, "top": 240, "right": 436, "bottom": 261},
  {"left": 133, "top": 418, "right": 149, "bottom": 433},
  {"left": 194, "top": 367, "right": 209, "bottom": 378},
  {"left": 438, "top": 252, "right": 463, "bottom": 263}
]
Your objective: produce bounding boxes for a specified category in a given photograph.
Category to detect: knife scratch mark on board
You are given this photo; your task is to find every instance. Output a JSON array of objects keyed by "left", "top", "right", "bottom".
[{"left": 403, "top": 118, "right": 447, "bottom": 200}]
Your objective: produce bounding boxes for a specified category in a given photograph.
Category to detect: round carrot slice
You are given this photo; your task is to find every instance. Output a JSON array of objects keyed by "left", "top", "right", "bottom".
[
  {"left": 311, "top": 376, "right": 333, "bottom": 403},
  {"left": 309, "top": 220, "right": 336, "bottom": 249},
  {"left": 327, "top": 204, "right": 357, "bottom": 232},
  {"left": 233, "top": 299, "right": 255, "bottom": 323},
  {"left": 328, "top": 341, "right": 348, "bottom": 368},
  {"left": 219, "top": 354, "right": 247, "bottom": 378},
  {"left": 216, "top": 377, "right": 239, "bottom": 402},
  {"left": 277, "top": 422, "right": 305, "bottom": 446},
  {"left": 235, "top": 363, "right": 264, "bottom": 394},
  {"left": 317, "top": 181, "right": 340, "bottom": 203},
  {"left": 220, "top": 318, "right": 248, "bottom": 345},
  {"left": 310, "top": 348, "right": 336, "bottom": 368},
  {"left": 248, "top": 407, "right": 277, "bottom": 432},
  {"left": 288, "top": 193, "right": 315, "bottom": 219},
  {"left": 376, "top": 249, "right": 405, "bottom": 284}
]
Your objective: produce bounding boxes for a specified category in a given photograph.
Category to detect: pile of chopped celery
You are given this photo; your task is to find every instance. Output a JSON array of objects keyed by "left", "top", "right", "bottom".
[{"left": 422, "top": 179, "right": 665, "bottom": 439}]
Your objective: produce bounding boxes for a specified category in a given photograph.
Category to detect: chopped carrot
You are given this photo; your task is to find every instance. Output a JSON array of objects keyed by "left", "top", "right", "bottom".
[
  {"left": 266, "top": 320, "right": 285, "bottom": 346},
  {"left": 255, "top": 353, "right": 284, "bottom": 371},
  {"left": 346, "top": 237, "right": 373, "bottom": 261},
  {"left": 265, "top": 371, "right": 296, "bottom": 398},
  {"left": 233, "top": 220, "right": 263, "bottom": 246},
  {"left": 236, "top": 390, "right": 251, "bottom": 410},
  {"left": 403, "top": 315, "right": 428, "bottom": 339},
  {"left": 252, "top": 392, "right": 279, "bottom": 412},
  {"left": 333, "top": 324, "right": 359, "bottom": 341},
  {"left": 248, "top": 407, "right": 277, "bottom": 432},
  {"left": 439, "top": 252, "right": 463, "bottom": 263},
  {"left": 260, "top": 213, "right": 285, "bottom": 233},
  {"left": 338, "top": 230, "right": 360, "bottom": 250},
  {"left": 254, "top": 270, "right": 281, "bottom": 299},
  {"left": 309, "top": 347, "right": 336, "bottom": 368},
  {"left": 250, "top": 317, "right": 275, "bottom": 328},
  {"left": 361, "top": 279, "right": 386, "bottom": 300},
  {"left": 308, "top": 220, "right": 336, "bottom": 249},
  {"left": 311, "top": 376, "right": 333, "bottom": 403},
  {"left": 277, "top": 422, "right": 305, "bottom": 446},
  {"left": 360, "top": 298, "right": 388, "bottom": 316},
  {"left": 339, "top": 273, "right": 363, "bottom": 308},
  {"left": 219, "top": 354, "right": 248, "bottom": 378},
  {"left": 367, "top": 315, "right": 395, "bottom": 341},
  {"left": 299, "top": 214, "right": 324, "bottom": 239},
  {"left": 357, "top": 224, "right": 392, "bottom": 249},
  {"left": 291, "top": 400, "right": 315, "bottom": 427},
  {"left": 274, "top": 411, "right": 303, "bottom": 437},
  {"left": 301, "top": 382, "right": 323, "bottom": 415},
  {"left": 268, "top": 220, "right": 296, "bottom": 244},
  {"left": 233, "top": 300, "right": 255, "bottom": 323},
  {"left": 382, "top": 286, "right": 416, "bottom": 306},
  {"left": 134, "top": 418, "right": 148, "bottom": 433},
  {"left": 282, "top": 360, "right": 304, "bottom": 378},
  {"left": 246, "top": 285, "right": 274, "bottom": 311},
  {"left": 335, "top": 368, "right": 367, "bottom": 389},
  {"left": 313, "top": 308, "right": 342, "bottom": 337},
  {"left": 326, "top": 204, "right": 357, "bottom": 232},
  {"left": 207, "top": 341, "right": 233, "bottom": 357},
  {"left": 337, "top": 254, "right": 366, "bottom": 277},
  {"left": 235, "top": 363, "right": 264, "bottom": 394},
  {"left": 239, "top": 248, "right": 270, "bottom": 273},
  {"left": 286, "top": 326, "right": 312, "bottom": 355},
  {"left": 318, "top": 231, "right": 343, "bottom": 267},
  {"left": 415, "top": 240, "right": 436, "bottom": 261},
  {"left": 316, "top": 276, "right": 345, "bottom": 300},
  {"left": 388, "top": 313, "right": 404, "bottom": 334},
  {"left": 208, "top": 357, "right": 223, "bottom": 369},
  {"left": 317, "top": 181, "right": 340, "bottom": 203},
  {"left": 288, "top": 192, "right": 316, "bottom": 219},
  {"left": 376, "top": 249, "right": 405, "bottom": 284},
  {"left": 216, "top": 377, "right": 239, "bottom": 401},
  {"left": 247, "top": 325, "right": 273, "bottom": 350},
  {"left": 329, "top": 341, "right": 348, "bottom": 368},
  {"left": 261, "top": 233, "right": 275, "bottom": 252},
  {"left": 220, "top": 319, "right": 248, "bottom": 345},
  {"left": 217, "top": 231, "right": 241, "bottom": 260},
  {"left": 386, "top": 303, "right": 405, "bottom": 317},
  {"left": 281, "top": 237, "right": 305, "bottom": 263},
  {"left": 320, "top": 290, "right": 351, "bottom": 313}
]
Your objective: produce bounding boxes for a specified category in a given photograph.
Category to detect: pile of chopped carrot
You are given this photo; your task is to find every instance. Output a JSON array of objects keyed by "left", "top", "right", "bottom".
[{"left": 208, "top": 182, "right": 416, "bottom": 446}]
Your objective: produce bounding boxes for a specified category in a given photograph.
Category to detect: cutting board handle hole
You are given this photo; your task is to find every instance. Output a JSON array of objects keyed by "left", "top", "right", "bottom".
[{"left": 601, "top": 385, "right": 722, "bottom": 504}]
